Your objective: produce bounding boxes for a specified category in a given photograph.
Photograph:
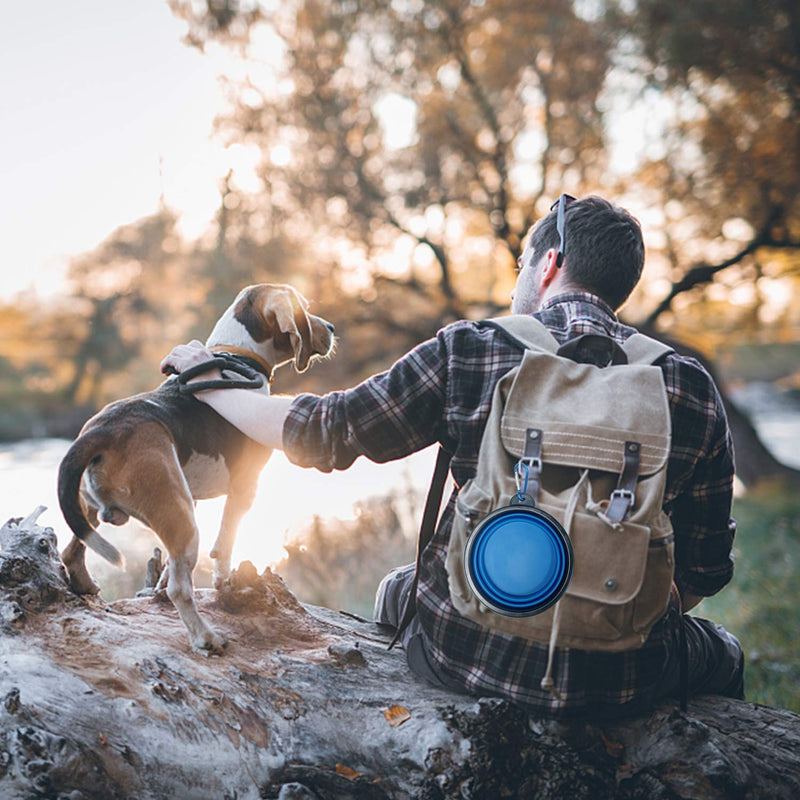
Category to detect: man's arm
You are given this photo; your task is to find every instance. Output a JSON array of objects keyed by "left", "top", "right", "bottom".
[
  {"left": 160, "top": 340, "right": 294, "bottom": 450},
  {"left": 667, "top": 359, "right": 737, "bottom": 608},
  {"left": 681, "top": 592, "right": 704, "bottom": 612}
]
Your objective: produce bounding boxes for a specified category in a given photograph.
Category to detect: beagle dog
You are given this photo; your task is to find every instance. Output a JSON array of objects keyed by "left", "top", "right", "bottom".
[{"left": 57, "top": 284, "right": 335, "bottom": 653}]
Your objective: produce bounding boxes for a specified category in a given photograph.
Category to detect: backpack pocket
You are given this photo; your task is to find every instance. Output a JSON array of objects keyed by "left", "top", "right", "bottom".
[
  {"left": 505, "top": 507, "right": 652, "bottom": 649},
  {"left": 632, "top": 513, "right": 674, "bottom": 634},
  {"left": 447, "top": 480, "right": 494, "bottom": 610},
  {"left": 447, "top": 496, "right": 666, "bottom": 651}
]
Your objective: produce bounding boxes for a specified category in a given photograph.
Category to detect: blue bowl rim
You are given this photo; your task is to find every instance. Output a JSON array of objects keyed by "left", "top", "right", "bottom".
[{"left": 464, "top": 502, "right": 574, "bottom": 618}]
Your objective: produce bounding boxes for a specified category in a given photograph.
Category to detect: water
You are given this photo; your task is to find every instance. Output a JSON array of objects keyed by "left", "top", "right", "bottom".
[
  {"left": 729, "top": 383, "right": 800, "bottom": 469},
  {"left": 0, "top": 438, "right": 436, "bottom": 594}
]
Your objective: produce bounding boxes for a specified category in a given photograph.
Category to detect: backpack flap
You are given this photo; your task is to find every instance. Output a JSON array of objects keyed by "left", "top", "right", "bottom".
[{"left": 500, "top": 348, "right": 671, "bottom": 489}]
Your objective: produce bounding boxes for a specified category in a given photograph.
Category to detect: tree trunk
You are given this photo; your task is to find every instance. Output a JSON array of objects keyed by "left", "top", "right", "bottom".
[
  {"left": 2, "top": 508, "right": 799, "bottom": 800},
  {"left": 636, "top": 323, "right": 800, "bottom": 489}
]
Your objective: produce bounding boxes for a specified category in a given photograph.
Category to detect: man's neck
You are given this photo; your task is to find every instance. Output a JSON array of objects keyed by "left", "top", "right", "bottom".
[{"left": 536, "top": 280, "right": 582, "bottom": 310}]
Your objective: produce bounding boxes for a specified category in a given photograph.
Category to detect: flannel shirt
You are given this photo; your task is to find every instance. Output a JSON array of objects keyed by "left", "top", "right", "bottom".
[{"left": 283, "top": 291, "right": 737, "bottom": 718}]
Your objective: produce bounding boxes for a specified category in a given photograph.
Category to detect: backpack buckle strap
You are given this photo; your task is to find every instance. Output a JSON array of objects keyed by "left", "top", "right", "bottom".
[
  {"left": 520, "top": 428, "right": 543, "bottom": 503},
  {"left": 605, "top": 441, "right": 640, "bottom": 523}
]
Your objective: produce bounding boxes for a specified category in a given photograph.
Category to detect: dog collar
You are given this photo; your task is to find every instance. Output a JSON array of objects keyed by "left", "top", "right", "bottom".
[{"left": 209, "top": 345, "right": 275, "bottom": 384}]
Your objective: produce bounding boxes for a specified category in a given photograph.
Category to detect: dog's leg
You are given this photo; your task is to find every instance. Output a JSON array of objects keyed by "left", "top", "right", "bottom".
[
  {"left": 126, "top": 442, "right": 227, "bottom": 654},
  {"left": 150, "top": 503, "right": 226, "bottom": 654},
  {"left": 145, "top": 498, "right": 227, "bottom": 654},
  {"left": 210, "top": 471, "right": 261, "bottom": 589},
  {"left": 61, "top": 535, "right": 101, "bottom": 595}
]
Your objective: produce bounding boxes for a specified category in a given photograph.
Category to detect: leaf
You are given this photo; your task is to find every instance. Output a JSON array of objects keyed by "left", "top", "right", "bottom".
[
  {"left": 336, "top": 763, "right": 361, "bottom": 780},
  {"left": 600, "top": 730, "right": 624, "bottom": 758},
  {"left": 382, "top": 705, "right": 411, "bottom": 727}
]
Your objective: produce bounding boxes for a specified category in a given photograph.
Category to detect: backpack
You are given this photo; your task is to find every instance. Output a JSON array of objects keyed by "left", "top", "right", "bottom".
[{"left": 398, "top": 315, "right": 676, "bottom": 700}]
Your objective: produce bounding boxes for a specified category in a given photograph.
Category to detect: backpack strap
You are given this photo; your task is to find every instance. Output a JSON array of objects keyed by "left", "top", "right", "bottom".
[
  {"left": 480, "top": 316, "right": 559, "bottom": 353},
  {"left": 388, "top": 446, "right": 452, "bottom": 649},
  {"left": 484, "top": 317, "right": 674, "bottom": 367},
  {"left": 620, "top": 332, "right": 674, "bottom": 365}
]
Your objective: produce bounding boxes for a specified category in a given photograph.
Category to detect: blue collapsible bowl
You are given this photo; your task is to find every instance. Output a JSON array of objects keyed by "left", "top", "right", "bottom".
[{"left": 464, "top": 503, "right": 573, "bottom": 616}]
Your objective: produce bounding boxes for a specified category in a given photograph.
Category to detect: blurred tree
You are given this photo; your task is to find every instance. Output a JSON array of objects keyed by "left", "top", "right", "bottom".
[
  {"left": 170, "top": 0, "right": 614, "bottom": 357},
  {"left": 168, "top": 0, "right": 800, "bottom": 355},
  {"left": 62, "top": 209, "right": 193, "bottom": 405},
  {"left": 606, "top": 0, "right": 800, "bottom": 484},
  {"left": 606, "top": 0, "right": 800, "bottom": 346},
  {"left": 187, "top": 169, "right": 298, "bottom": 335}
]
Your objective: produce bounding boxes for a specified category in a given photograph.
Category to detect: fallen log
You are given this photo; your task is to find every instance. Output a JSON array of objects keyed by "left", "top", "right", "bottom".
[{"left": 1, "top": 508, "right": 798, "bottom": 800}]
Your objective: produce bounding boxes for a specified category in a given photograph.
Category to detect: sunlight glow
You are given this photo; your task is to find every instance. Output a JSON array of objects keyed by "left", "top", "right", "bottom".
[
  {"left": 373, "top": 93, "right": 418, "bottom": 150},
  {"left": 270, "top": 144, "right": 292, "bottom": 167},
  {"left": 3, "top": 440, "right": 435, "bottom": 585}
]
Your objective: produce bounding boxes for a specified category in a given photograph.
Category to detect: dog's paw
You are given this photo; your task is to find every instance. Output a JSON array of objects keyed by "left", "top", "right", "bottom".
[
  {"left": 67, "top": 571, "right": 102, "bottom": 596},
  {"left": 212, "top": 558, "right": 232, "bottom": 590},
  {"left": 193, "top": 628, "right": 227, "bottom": 656}
]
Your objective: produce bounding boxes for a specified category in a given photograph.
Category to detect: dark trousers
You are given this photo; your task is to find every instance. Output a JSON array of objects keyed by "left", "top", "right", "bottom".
[
  {"left": 375, "top": 563, "right": 745, "bottom": 703},
  {"left": 656, "top": 610, "right": 745, "bottom": 702},
  {"left": 373, "top": 564, "right": 467, "bottom": 693}
]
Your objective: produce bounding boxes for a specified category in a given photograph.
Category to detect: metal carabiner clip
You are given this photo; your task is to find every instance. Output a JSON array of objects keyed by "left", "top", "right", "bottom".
[{"left": 514, "top": 460, "right": 530, "bottom": 501}]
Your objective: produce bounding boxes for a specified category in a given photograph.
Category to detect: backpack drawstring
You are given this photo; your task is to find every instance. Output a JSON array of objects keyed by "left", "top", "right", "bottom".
[
  {"left": 541, "top": 472, "right": 631, "bottom": 699},
  {"left": 584, "top": 478, "right": 625, "bottom": 531},
  {"left": 540, "top": 470, "right": 589, "bottom": 700}
]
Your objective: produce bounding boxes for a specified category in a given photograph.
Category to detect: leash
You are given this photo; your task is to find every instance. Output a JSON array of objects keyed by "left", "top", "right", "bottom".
[
  {"left": 209, "top": 344, "right": 274, "bottom": 377},
  {"left": 164, "top": 354, "right": 266, "bottom": 394}
]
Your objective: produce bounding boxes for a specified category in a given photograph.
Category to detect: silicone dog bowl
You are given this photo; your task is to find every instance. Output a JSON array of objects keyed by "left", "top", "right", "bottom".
[{"left": 465, "top": 503, "right": 573, "bottom": 616}]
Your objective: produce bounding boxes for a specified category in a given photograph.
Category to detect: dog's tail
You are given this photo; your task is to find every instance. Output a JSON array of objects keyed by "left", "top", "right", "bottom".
[{"left": 57, "top": 429, "right": 125, "bottom": 568}]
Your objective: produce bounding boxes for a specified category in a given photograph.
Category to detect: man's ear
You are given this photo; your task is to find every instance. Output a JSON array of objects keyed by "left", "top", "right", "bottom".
[
  {"left": 264, "top": 288, "right": 313, "bottom": 371},
  {"left": 540, "top": 248, "right": 560, "bottom": 289}
]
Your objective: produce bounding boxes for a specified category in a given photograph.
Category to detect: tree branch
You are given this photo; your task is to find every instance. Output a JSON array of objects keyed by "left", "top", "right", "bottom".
[{"left": 641, "top": 205, "right": 786, "bottom": 328}]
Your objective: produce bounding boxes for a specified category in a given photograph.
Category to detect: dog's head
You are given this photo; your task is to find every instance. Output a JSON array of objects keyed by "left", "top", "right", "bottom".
[{"left": 209, "top": 284, "right": 334, "bottom": 373}]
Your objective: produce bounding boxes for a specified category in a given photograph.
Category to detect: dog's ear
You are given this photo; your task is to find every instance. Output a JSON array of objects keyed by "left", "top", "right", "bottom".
[{"left": 264, "top": 288, "right": 313, "bottom": 372}]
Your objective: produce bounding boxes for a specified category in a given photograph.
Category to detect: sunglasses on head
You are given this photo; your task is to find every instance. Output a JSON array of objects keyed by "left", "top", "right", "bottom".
[{"left": 550, "top": 194, "right": 576, "bottom": 267}]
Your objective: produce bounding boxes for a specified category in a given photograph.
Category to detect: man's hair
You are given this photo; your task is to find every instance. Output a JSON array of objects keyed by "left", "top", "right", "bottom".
[{"left": 528, "top": 196, "right": 645, "bottom": 310}]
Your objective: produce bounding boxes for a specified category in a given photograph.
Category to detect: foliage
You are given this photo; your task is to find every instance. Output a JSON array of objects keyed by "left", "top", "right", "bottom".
[
  {"left": 277, "top": 493, "right": 417, "bottom": 619},
  {"left": 1, "top": 0, "right": 798, "bottom": 430},
  {"left": 699, "top": 485, "right": 800, "bottom": 712},
  {"left": 165, "top": 0, "right": 800, "bottom": 360},
  {"left": 608, "top": 0, "right": 800, "bottom": 353}
]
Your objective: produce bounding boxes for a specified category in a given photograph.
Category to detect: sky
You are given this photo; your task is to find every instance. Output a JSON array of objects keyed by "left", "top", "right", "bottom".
[{"left": 0, "top": 0, "right": 229, "bottom": 299}]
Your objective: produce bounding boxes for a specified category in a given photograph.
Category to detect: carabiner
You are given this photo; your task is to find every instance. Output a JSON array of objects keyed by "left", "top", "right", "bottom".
[{"left": 514, "top": 460, "right": 530, "bottom": 501}]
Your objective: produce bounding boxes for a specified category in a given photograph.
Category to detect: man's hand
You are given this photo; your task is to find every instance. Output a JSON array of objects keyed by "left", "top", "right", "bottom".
[
  {"left": 161, "top": 339, "right": 293, "bottom": 450},
  {"left": 160, "top": 340, "right": 221, "bottom": 381}
]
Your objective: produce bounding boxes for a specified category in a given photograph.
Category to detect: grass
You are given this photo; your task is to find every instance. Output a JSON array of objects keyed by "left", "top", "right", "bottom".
[{"left": 697, "top": 485, "right": 800, "bottom": 712}]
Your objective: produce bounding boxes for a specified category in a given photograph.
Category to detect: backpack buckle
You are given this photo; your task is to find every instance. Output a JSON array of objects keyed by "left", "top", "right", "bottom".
[
  {"left": 606, "top": 488, "right": 634, "bottom": 523},
  {"left": 517, "top": 428, "right": 544, "bottom": 503},
  {"left": 605, "top": 440, "right": 640, "bottom": 523}
]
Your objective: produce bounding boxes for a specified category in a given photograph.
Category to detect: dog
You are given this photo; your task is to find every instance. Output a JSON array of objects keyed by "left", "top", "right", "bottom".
[{"left": 57, "top": 284, "right": 335, "bottom": 653}]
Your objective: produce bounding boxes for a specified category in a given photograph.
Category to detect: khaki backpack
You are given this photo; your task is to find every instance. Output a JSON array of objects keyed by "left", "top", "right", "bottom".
[{"left": 444, "top": 316, "right": 675, "bottom": 697}]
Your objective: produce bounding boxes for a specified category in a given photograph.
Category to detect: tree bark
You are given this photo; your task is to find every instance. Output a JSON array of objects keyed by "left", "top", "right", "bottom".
[{"left": 2, "top": 508, "right": 799, "bottom": 800}]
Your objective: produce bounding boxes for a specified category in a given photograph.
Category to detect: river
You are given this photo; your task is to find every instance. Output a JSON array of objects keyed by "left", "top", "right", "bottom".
[{"left": 0, "top": 438, "right": 436, "bottom": 596}]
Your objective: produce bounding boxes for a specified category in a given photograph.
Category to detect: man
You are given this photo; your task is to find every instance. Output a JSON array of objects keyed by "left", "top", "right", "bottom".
[{"left": 162, "top": 195, "right": 744, "bottom": 719}]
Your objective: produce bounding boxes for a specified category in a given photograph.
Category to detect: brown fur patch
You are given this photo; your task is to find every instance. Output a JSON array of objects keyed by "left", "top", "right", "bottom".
[{"left": 233, "top": 287, "right": 272, "bottom": 343}]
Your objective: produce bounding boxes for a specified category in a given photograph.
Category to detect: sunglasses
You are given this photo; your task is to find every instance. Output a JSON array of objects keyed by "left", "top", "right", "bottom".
[{"left": 550, "top": 194, "right": 576, "bottom": 267}]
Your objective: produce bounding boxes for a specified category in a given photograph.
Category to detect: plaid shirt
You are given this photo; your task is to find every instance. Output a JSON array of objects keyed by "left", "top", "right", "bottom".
[{"left": 284, "top": 292, "right": 736, "bottom": 718}]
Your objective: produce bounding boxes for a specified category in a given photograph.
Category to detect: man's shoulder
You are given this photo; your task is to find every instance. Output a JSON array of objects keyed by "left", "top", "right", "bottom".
[{"left": 437, "top": 318, "right": 527, "bottom": 349}]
